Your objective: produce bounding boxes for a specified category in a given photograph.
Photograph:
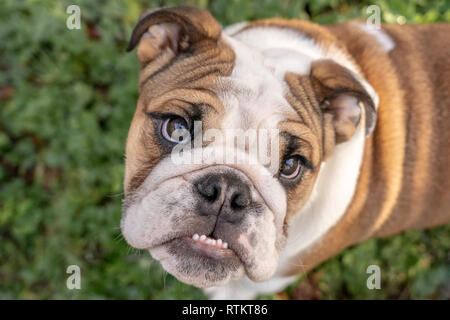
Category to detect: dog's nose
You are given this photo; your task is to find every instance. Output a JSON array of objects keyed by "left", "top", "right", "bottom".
[
  {"left": 195, "top": 174, "right": 251, "bottom": 218},
  {"left": 196, "top": 175, "right": 222, "bottom": 202}
]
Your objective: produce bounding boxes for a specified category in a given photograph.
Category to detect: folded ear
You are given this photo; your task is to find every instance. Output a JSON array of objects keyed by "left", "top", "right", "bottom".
[
  {"left": 126, "top": 6, "right": 222, "bottom": 66},
  {"left": 310, "top": 59, "right": 377, "bottom": 143}
]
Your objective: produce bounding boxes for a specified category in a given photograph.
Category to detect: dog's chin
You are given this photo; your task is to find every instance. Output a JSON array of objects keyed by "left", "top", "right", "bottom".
[{"left": 149, "top": 237, "right": 246, "bottom": 288}]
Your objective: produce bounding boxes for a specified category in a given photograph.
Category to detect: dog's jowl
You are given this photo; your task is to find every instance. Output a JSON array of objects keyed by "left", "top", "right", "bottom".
[{"left": 121, "top": 6, "right": 450, "bottom": 299}]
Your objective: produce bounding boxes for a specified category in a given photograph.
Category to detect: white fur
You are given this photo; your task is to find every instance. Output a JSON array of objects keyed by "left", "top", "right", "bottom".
[
  {"left": 218, "top": 36, "right": 298, "bottom": 135},
  {"left": 354, "top": 22, "right": 395, "bottom": 52},
  {"left": 205, "top": 274, "right": 298, "bottom": 300},
  {"left": 223, "top": 22, "right": 249, "bottom": 36}
]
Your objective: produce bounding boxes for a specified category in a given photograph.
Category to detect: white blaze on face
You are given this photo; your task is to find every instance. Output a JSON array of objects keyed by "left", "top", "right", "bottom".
[
  {"left": 214, "top": 33, "right": 314, "bottom": 177},
  {"left": 219, "top": 32, "right": 315, "bottom": 134}
]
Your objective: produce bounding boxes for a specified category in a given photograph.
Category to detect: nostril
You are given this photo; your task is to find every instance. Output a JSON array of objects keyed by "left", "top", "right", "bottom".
[
  {"left": 230, "top": 191, "right": 250, "bottom": 209},
  {"left": 196, "top": 180, "right": 221, "bottom": 202}
]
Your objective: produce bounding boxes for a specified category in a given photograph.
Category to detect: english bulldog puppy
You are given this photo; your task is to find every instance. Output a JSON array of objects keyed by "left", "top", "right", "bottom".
[{"left": 121, "top": 6, "right": 450, "bottom": 299}]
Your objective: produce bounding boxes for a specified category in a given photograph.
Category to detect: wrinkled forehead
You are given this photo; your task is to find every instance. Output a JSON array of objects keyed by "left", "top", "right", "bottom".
[{"left": 215, "top": 32, "right": 318, "bottom": 131}]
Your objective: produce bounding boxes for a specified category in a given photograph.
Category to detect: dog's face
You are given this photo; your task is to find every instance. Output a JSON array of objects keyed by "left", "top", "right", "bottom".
[{"left": 121, "top": 7, "right": 376, "bottom": 287}]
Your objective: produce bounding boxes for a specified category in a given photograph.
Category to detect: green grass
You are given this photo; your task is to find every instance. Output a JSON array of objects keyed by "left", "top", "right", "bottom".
[{"left": 0, "top": 0, "right": 449, "bottom": 299}]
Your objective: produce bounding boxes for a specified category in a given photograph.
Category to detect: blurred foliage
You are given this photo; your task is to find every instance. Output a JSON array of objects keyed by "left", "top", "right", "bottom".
[{"left": 0, "top": 0, "right": 449, "bottom": 299}]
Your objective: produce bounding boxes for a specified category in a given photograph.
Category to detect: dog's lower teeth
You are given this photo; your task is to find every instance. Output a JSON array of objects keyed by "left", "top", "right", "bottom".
[{"left": 191, "top": 234, "right": 228, "bottom": 249}]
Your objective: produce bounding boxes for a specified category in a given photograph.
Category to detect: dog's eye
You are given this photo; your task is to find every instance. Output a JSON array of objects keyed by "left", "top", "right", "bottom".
[
  {"left": 161, "top": 116, "right": 190, "bottom": 143},
  {"left": 280, "top": 156, "right": 303, "bottom": 179}
]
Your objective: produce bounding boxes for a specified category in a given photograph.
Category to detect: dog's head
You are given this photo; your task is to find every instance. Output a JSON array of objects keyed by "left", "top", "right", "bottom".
[{"left": 121, "top": 6, "right": 376, "bottom": 287}]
